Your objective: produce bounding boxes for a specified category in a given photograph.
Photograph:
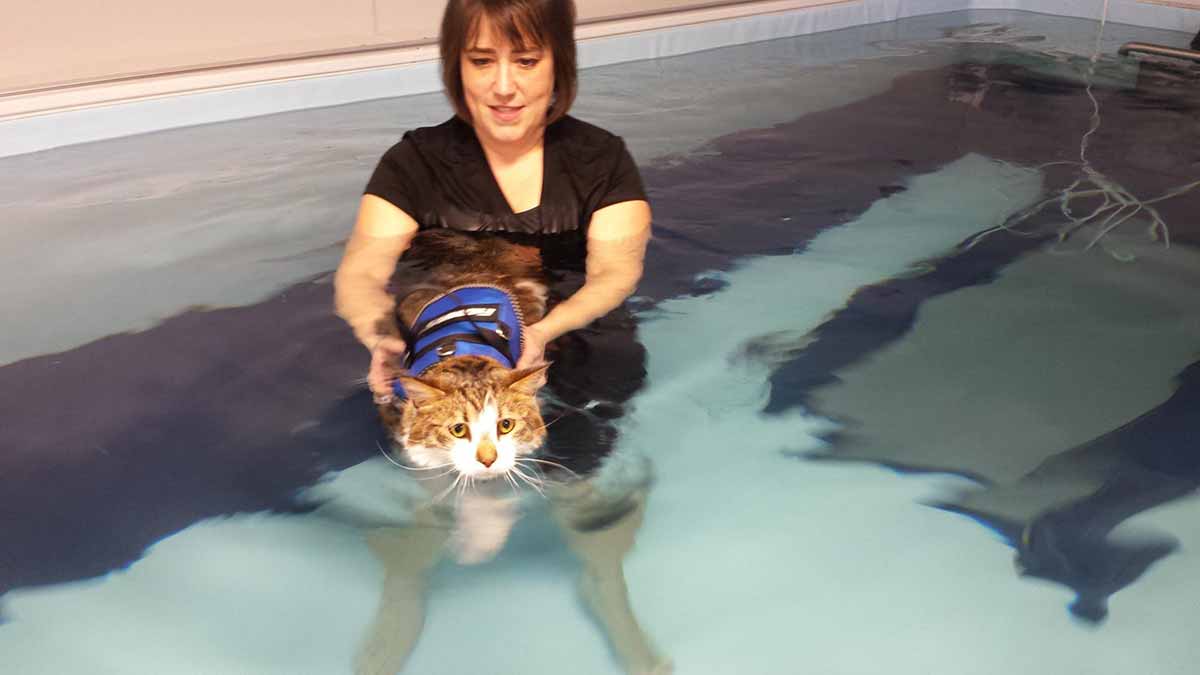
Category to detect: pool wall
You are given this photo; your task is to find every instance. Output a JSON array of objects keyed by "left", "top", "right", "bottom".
[{"left": 1, "top": 0, "right": 1197, "bottom": 158}]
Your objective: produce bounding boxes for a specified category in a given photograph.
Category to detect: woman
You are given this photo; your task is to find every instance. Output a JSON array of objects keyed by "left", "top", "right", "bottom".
[
  {"left": 334, "top": 0, "right": 651, "bottom": 399},
  {"left": 335, "top": 2, "right": 668, "bottom": 673}
]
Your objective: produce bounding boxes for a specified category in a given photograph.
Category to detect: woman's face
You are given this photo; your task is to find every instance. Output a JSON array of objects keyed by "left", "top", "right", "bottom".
[{"left": 461, "top": 16, "right": 555, "bottom": 149}]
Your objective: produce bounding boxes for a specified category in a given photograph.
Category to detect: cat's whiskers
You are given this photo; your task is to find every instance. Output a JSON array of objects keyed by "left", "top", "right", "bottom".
[
  {"left": 503, "top": 471, "right": 521, "bottom": 498},
  {"left": 434, "top": 474, "right": 465, "bottom": 503},
  {"left": 513, "top": 460, "right": 569, "bottom": 491},
  {"left": 417, "top": 466, "right": 459, "bottom": 482},
  {"left": 515, "top": 456, "right": 579, "bottom": 480},
  {"left": 535, "top": 413, "right": 569, "bottom": 432},
  {"left": 510, "top": 465, "right": 547, "bottom": 497},
  {"left": 375, "top": 441, "right": 454, "bottom": 472},
  {"left": 375, "top": 441, "right": 410, "bottom": 470},
  {"left": 459, "top": 474, "right": 478, "bottom": 500},
  {"left": 403, "top": 461, "right": 456, "bottom": 471}
]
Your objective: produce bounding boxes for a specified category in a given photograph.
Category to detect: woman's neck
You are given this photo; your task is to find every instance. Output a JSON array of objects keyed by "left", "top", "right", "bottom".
[{"left": 476, "top": 127, "right": 545, "bottom": 167}]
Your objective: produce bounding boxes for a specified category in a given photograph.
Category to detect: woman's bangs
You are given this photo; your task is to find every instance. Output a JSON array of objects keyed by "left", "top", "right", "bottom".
[{"left": 466, "top": 3, "right": 546, "bottom": 52}]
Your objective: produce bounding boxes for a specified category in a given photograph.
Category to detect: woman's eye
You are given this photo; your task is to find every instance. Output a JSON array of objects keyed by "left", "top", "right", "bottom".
[
  {"left": 470, "top": 58, "right": 493, "bottom": 67},
  {"left": 517, "top": 58, "right": 539, "bottom": 68},
  {"left": 498, "top": 418, "right": 515, "bottom": 434},
  {"left": 449, "top": 423, "right": 469, "bottom": 438}
]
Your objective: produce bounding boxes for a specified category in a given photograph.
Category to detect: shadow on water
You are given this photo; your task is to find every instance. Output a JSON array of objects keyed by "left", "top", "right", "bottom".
[
  {"left": 0, "top": 277, "right": 381, "bottom": 594},
  {"left": 942, "top": 359, "right": 1200, "bottom": 623},
  {"left": 747, "top": 52, "right": 1200, "bottom": 622}
]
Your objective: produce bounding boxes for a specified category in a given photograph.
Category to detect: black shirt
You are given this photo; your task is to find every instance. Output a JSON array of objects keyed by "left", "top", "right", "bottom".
[
  {"left": 364, "top": 115, "right": 646, "bottom": 269},
  {"left": 365, "top": 115, "right": 649, "bottom": 476}
]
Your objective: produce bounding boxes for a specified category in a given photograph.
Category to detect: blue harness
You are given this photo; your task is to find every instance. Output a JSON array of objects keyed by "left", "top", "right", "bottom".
[{"left": 394, "top": 285, "right": 524, "bottom": 398}]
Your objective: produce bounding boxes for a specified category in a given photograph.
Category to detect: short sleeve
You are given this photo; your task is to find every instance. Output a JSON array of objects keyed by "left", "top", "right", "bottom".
[
  {"left": 596, "top": 138, "right": 647, "bottom": 211},
  {"left": 363, "top": 138, "right": 422, "bottom": 220}
]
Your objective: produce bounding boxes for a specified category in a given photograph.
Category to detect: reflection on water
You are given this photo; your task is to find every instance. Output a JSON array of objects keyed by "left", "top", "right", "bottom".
[
  {"left": 2, "top": 12, "right": 1200, "bottom": 675},
  {"left": 353, "top": 472, "right": 666, "bottom": 675}
]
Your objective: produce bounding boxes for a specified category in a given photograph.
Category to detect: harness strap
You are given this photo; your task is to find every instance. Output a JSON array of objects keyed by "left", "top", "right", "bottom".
[
  {"left": 406, "top": 330, "right": 513, "bottom": 368},
  {"left": 393, "top": 285, "right": 525, "bottom": 398}
]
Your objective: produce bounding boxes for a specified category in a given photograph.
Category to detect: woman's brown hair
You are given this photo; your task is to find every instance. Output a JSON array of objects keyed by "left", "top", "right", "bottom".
[{"left": 440, "top": 0, "right": 577, "bottom": 124}]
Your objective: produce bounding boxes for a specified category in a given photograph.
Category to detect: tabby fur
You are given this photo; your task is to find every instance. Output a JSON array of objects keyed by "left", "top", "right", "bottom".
[{"left": 378, "top": 230, "right": 552, "bottom": 480}]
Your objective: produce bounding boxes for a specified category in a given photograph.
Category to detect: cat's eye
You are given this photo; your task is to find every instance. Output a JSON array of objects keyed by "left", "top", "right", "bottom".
[
  {"left": 449, "top": 423, "right": 469, "bottom": 439},
  {"left": 497, "top": 418, "right": 516, "bottom": 435}
]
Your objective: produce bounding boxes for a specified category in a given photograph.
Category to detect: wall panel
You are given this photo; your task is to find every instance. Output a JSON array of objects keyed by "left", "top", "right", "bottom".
[{"left": 3, "top": 1, "right": 757, "bottom": 94}]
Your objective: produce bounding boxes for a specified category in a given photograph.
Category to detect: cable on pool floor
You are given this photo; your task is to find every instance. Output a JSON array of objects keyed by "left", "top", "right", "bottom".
[{"left": 962, "top": 0, "right": 1200, "bottom": 261}]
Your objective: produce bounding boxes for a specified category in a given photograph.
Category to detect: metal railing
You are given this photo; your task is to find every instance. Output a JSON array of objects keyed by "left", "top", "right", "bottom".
[{"left": 1118, "top": 42, "right": 1200, "bottom": 63}]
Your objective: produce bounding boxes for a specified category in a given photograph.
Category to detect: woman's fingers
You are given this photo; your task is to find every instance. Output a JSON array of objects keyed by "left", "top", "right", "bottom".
[
  {"left": 368, "top": 337, "right": 407, "bottom": 396},
  {"left": 516, "top": 328, "right": 547, "bottom": 369}
]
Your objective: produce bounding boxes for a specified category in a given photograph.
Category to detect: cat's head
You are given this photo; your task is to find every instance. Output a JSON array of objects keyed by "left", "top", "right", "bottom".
[{"left": 383, "top": 356, "right": 551, "bottom": 480}]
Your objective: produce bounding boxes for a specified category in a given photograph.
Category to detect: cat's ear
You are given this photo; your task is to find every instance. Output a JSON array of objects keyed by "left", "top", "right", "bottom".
[
  {"left": 506, "top": 363, "right": 551, "bottom": 395},
  {"left": 395, "top": 376, "right": 446, "bottom": 405}
]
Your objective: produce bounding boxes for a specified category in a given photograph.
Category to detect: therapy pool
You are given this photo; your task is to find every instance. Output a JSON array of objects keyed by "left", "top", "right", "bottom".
[{"left": 2, "top": 6, "right": 1199, "bottom": 675}]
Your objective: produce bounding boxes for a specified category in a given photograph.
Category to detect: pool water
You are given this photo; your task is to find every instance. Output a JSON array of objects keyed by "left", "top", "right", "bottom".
[{"left": 2, "top": 9, "right": 1199, "bottom": 675}]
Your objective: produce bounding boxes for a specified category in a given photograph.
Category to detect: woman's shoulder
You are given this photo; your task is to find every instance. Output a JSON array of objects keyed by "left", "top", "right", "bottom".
[
  {"left": 379, "top": 117, "right": 471, "bottom": 164},
  {"left": 549, "top": 116, "right": 633, "bottom": 165},
  {"left": 403, "top": 117, "right": 468, "bottom": 145}
]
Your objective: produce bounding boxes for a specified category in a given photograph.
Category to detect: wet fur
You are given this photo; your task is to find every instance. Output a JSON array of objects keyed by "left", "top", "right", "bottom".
[
  {"left": 357, "top": 231, "right": 671, "bottom": 675},
  {"left": 379, "top": 230, "right": 552, "bottom": 480}
]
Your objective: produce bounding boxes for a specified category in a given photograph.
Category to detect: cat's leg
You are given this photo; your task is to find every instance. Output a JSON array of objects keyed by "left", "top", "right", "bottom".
[
  {"left": 354, "top": 505, "right": 450, "bottom": 675},
  {"left": 551, "top": 481, "right": 672, "bottom": 675}
]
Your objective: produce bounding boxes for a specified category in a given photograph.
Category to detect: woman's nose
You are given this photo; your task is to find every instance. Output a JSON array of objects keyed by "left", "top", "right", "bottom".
[{"left": 493, "top": 63, "right": 516, "bottom": 97}]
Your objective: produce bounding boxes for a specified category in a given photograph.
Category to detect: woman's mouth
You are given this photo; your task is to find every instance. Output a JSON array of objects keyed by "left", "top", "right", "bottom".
[{"left": 489, "top": 105, "right": 524, "bottom": 123}]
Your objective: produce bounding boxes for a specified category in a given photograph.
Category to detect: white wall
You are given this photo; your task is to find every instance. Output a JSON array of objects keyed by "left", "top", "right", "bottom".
[
  {"left": 2, "top": 0, "right": 1195, "bottom": 157},
  {"left": 3, "top": 0, "right": 1196, "bottom": 96},
  {"left": 1, "top": 1, "right": 752, "bottom": 95}
]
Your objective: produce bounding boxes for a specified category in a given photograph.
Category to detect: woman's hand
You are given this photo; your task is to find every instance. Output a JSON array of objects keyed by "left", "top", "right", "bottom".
[
  {"left": 368, "top": 335, "right": 408, "bottom": 401},
  {"left": 524, "top": 201, "right": 650, "bottom": 345},
  {"left": 334, "top": 195, "right": 420, "bottom": 401},
  {"left": 516, "top": 323, "right": 551, "bottom": 369}
]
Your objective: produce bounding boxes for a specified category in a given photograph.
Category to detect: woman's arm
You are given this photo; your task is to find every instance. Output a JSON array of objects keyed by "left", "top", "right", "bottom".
[
  {"left": 517, "top": 199, "right": 652, "bottom": 367},
  {"left": 334, "top": 194, "right": 419, "bottom": 394}
]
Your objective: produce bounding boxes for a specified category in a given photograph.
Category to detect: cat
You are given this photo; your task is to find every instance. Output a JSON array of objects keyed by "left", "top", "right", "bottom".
[
  {"left": 355, "top": 229, "right": 672, "bottom": 675},
  {"left": 377, "top": 228, "right": 554, "bottom": 483}
]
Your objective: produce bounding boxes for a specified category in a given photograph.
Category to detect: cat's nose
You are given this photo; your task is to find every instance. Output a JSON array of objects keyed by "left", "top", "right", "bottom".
[{"left": 477, "top": 440, "right": 497, "bottom": 467}]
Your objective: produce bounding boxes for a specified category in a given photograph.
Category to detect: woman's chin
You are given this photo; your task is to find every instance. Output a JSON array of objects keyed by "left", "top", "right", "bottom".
[
  {"left": 482, "top": 127, "right": 522, "bottom": 144},
  {"left": 475, "top": 117, "right": 542, "bottom": 147}
]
